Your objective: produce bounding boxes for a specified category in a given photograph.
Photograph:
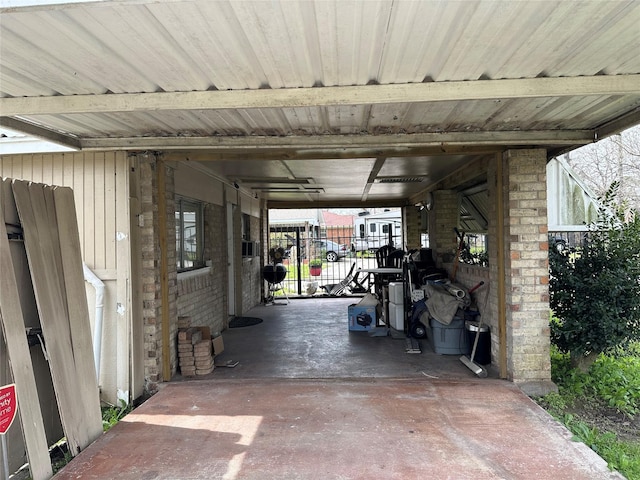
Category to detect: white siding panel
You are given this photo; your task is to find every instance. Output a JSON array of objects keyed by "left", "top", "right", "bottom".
[
  {"left": 83, "top": 153, "right": 96, "bottom": 267},
  {"left": 94, "top": 152, "right": 106, "bottom": 270},
  {"left": 0, "top": 152, "right": 132, "bottom": 404}
]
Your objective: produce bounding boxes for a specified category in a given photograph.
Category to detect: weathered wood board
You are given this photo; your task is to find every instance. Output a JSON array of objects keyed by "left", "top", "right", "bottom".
[
  {"left": 0, "top": 178, "right": 52, "bottom": 480},
  {"left": 53, "top": 186, "right": 103, "bottom": 439},
  {"left": 12, "top": 180, "right": 102, "bottom": 456}
]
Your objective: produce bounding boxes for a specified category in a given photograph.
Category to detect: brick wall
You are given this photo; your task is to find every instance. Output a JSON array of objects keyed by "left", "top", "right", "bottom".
[
  {"left": 203, "top": 202, "right": 228, "bottom": 332},
  {"left": 140, "top": 159, "right": 236, "bottom": 392},
  {"left": 176, "top": 200, "right": 226, "bottom": 336},
  {"left": 177, "top": 269, "right": 225, "bottom": 335},
  {"left": 430, "top": 190, "right": 459, "bottom": 267},
  {"left": 402, "top": 205, "right": 423, "bottom": 251},
  {"left": 455, "top": 264, "right": 491, "bottom": 309}
]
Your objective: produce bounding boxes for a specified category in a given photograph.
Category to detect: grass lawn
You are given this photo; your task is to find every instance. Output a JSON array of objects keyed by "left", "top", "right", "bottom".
[{"left": 535, "top": 343, "right": 640, "bottom": 479}]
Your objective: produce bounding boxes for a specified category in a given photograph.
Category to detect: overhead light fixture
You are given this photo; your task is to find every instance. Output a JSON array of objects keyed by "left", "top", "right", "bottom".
[
  {"left": 238, "top": 177, "right": 315, "bottom": 185},
  {"left": 251, "top": 187, "right": 325, "bottom": 193},
  {"left": 375, "top": 176, "right": 427, "bottom": 183},
  {"left": 251, "top": 186, "right": 300, "bottom": 191}
]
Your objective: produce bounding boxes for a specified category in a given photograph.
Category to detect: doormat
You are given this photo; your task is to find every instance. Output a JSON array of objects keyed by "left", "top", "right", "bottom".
[{"left": 229, "top": 317, "right": 263, "bottom": 328}]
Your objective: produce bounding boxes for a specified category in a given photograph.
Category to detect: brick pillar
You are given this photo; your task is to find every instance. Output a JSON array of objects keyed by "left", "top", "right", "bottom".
[
  {"left": 138, "top": 155, "right": 178, "bottom": 395},
  {"left": 402, "top": 205, "right": 423, "bottom": 252},
  {"left": 500, "top": 149, "right": 556, "bottom": 396},
  {"left": 163, "top": 162, "right": 178, "bottom": 380},
  {"left": 429, "top": 190, "right": 459, "bottom": 268}
]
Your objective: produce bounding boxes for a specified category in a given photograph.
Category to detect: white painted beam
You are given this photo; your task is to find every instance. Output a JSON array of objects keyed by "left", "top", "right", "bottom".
[
  {"left": 1, "top": 75, "right": 639, "bottom": 116},
  {"left": 0, "top": 117, "right": 80, "bottom": 149}
]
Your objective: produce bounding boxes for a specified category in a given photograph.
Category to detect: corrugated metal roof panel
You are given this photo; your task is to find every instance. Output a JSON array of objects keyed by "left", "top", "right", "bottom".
[
  {"left": 460, "top": 189, "right": 490, "bottom": 234},
  {"left": 1, "top": 0, "right": 639, "bottom": 205},
  {"left": 3, "top": 0, "right": 639, "bottom": 98}
]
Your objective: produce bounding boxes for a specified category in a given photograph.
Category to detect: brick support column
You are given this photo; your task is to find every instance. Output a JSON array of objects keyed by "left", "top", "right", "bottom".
[
  {"left": 402, "top": 205, "right": 423, "bottom": 252},
  {"left": 429, "top": 190, "right": 459, "bottom": 268},
  {"left": 139, "top": 155, "right": 178, "bottom": 395},
  {"left": 499, "top": 149, "right": 556, "bottom": 396}
]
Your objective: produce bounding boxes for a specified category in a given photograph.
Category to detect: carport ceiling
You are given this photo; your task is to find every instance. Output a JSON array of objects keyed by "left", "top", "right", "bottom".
[{"left": 1, "top": 0, "right": 639, "bottom": 208}]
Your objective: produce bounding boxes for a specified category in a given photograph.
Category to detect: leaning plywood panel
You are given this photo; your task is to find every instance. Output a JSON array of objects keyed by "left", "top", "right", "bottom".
[
  {"left": 12, "top": 180, "right": 95, "bottom": 455},
  {"left": 53, "top": 186, "right": 103, "bottom": 441},
  {"left": 1, "top": 152, "right": 135, "bottom": 405},
  {"left": 0, "top": 179, "right": 53, "bottom": 480}
]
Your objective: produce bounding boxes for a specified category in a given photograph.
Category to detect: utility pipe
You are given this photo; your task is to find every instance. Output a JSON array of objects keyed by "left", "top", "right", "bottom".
[{"left": 83, "top": 263, "right": 105, "bottom": 381}]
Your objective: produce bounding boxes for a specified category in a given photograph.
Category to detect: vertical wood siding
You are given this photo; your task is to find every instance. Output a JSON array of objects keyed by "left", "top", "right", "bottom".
[
  {"left": 1, "top": 152, "right": 125, "bottom": 270},
  {"left": 0, "top": 152, "right": 132, "bottom": 404}
]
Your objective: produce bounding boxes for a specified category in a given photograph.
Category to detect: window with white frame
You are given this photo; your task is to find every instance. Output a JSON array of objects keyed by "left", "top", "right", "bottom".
[
  {"left": 241, "top": 213, "right": 251, "bottom": 240},
  {"left": 176, "top": 197, "right": 205, "bottom": 271}
]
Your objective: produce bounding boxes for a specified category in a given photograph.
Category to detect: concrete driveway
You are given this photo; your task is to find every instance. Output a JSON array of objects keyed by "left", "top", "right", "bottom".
[{"left": 53, "top": 298, "right": 621, "bottom": 479}]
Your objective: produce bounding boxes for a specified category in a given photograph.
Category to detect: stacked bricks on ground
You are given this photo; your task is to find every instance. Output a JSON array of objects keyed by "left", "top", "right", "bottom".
[{"left": 177, "top": 316, "right": 215, "bottom": 377}]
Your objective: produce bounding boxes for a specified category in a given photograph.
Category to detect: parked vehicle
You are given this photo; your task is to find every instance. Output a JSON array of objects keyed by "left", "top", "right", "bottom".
[
  {"left": 352, "top": 210, "right": 403, "bottom": 252},
  {"left": 312, "top": 239, "right": 349, "bottom": 262}
]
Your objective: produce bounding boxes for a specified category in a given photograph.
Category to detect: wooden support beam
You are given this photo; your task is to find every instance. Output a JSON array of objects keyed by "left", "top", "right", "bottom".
[
  {"left": 157, "top": 159, "right": 171, "bottom": 381},
  {"left": 496, "top": 153, "right": 508, "bottom": 379},
  {"left": 84, "top": 130, "right": 594, "bottom": 153},
  {"left": 2, "top": 75, "right": 639, "bottom": 116}
]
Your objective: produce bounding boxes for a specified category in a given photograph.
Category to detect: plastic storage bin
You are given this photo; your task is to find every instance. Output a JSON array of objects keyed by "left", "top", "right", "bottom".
[
  {"left": 429, "top": 317, "right": 469, "bottom": 355},
  {"left": 388, "top": 282, "right": 404, "bottom": 304},
  {"left": 388, "top": 303, "right": 405, "bottom": 331}
]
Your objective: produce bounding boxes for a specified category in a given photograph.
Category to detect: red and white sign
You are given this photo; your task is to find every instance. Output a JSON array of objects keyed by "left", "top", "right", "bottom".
[{"left": 0, "top": 384, "right": 17, "bottom": 435}]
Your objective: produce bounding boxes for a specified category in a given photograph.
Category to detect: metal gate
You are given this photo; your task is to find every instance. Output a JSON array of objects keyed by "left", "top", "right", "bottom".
[{"left": 268, "top": 215, "right": 403, "bottom": 297}]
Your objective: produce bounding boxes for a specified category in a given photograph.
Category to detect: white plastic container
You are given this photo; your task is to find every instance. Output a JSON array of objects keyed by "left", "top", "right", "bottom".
[
  {"left": 388, "top": 303, "right": 405, "bottom": 331},
  {"left": 388, "top": 282, "right": 404, "bottom": 305}
]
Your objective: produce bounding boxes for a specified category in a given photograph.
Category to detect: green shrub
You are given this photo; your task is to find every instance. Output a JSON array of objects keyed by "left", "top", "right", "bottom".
[{"left": 549, "top": 183, "right": 640, "bottom": 370}]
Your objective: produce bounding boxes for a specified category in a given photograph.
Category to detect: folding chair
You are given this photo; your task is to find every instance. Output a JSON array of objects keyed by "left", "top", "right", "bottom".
[{"left": 321, "top": 262, "right": 356, "bottom": 296}]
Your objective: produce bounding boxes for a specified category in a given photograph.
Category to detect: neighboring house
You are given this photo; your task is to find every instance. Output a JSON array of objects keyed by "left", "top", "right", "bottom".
[
  {"left": 547, "top": 156, "right": 600, "bottom": 232},
  {"left": 351, "top": 209, "right": 403, "bottom": 252},
  {"left": 268, "top": 208, "right": 322, "bottom": 233},
  {"left": 319, "top": 210, "right": 355, "bottom": 246}
]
